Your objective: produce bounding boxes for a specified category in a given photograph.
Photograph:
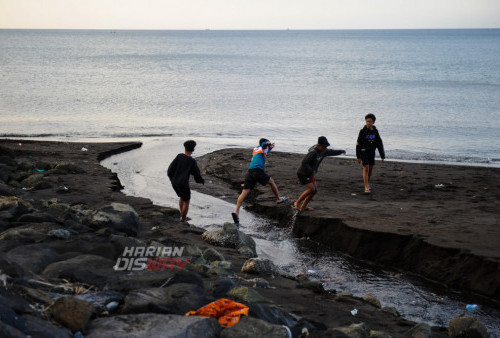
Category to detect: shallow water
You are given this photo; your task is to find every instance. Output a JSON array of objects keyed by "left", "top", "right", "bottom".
[{"left": 100, "top": 137, "right": 500, "bottom": 335}]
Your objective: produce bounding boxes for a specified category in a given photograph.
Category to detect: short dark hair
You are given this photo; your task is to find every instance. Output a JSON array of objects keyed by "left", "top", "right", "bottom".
[
  {"left": 365, "top": 113, "right": 376, "bottom": 122},
  {"left": 184, "top": 140, "right": 196, "bottom": 152},
  {"left": 259, "top": 138, "right": 269, "bottom": 147}
]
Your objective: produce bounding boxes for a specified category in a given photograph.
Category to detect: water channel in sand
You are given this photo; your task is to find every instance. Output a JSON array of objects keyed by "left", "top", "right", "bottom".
[{"left": 100, "top": 137, "right": 500, "bottom": 335}]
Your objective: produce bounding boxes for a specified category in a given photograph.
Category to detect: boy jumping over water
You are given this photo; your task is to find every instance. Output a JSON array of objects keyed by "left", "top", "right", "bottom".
[
  {"left": 356, "top": 113, "right": 385, "bottom": 193},
  {"left": 167, "top": 140, "right": 204, "bottom": 222},
  {"left": 232, "top": 138, "right": 286, "bottom": 224},
  {"left": 294, "top": 136, "right": 346, "bottom": 211}
]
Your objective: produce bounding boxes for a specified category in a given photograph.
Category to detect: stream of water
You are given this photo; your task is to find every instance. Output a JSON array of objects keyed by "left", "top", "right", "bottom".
[{"left": 100, "top": 137, "right": 500, "bottom": 335}]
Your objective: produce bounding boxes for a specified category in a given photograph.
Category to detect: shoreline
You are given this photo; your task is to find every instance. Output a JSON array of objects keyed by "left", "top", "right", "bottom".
[
  {"left": 0, "top": 139, "right": 494, "bottom": 336},
  {"left": 194, "top": 148, "right": 500, "bottom": 303}
]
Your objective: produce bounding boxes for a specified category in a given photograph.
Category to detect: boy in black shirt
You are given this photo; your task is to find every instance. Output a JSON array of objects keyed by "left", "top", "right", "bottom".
[
  {"left": 294, "top": 136, "right": 345, "bottom": 211},
  {"left": 356, "top": 114, "right": 385, "bottom": 194},
  {"left": 167, "top": 140, "right": 204, "bottom": 222}
]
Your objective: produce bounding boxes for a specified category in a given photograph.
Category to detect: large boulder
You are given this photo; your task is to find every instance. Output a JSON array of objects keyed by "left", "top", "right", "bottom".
[
  {"left": 42, "top": 254, "right": 117, "bottom": 288},
  {"left": 448, "top": 314, "right": 489, "bottom": 338},
  {"left": 202, "top": 223, "right": 256, "bottom": 256},
  {"left": 220, "top": 316, "right": 291, "bottom": 338},
  {"left": 88, "top": 203, "right": 141, "bottom": 236},
  {"left": 6, "top": 243, "right": 59, "bottom": 274},
  {"left": 122, "top": 283, "right": 207, "bottom": 315},
  {"left": 86, "top": 313, "right": 221, "bottom": 338},
  {"left": 0, "top": 196, "right": 31, "bottom": 221},
  {"left": 21, "top": 314, "right": 73, "bottom": 338},
  {"left": 46, "top": 296, "right": 94, "bottom": 332}
]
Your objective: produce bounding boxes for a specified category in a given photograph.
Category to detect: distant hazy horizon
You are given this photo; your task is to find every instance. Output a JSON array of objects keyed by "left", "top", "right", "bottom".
[{"left": 1, "top": 0, "right": 499, "bottom": 30}]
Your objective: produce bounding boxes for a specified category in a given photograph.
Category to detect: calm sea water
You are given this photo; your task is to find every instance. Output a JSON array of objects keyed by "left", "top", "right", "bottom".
[{"left": 1, "top": 29, "right": 499, "bottom": 165}]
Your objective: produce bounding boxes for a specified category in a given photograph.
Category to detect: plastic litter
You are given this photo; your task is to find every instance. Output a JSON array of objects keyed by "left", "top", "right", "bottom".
[
  {"left": 466, "top": 304, "right": 479, "bottom": 312},
  {"left": 186, "top": 298, "right": 249, "bottom": 328},
  {"left": 434, "top": 184, "right": 445, "bottom": 188},
  {"left": 35, "top": 169, "right": 45, "bottom": 172},
  {"left": 81, "top": 147, "right": 88, "bottom": 151},
  {"left": 350, "top": 308, "right": 358, "bottom": 316},
  {"left": 307, "top": 269, "right": 316, "bottom": 274}
]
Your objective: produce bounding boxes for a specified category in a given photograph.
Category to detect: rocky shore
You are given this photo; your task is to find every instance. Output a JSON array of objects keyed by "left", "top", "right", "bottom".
[{"left": 0, "top": 140, "right": 492, "bottom": 337}]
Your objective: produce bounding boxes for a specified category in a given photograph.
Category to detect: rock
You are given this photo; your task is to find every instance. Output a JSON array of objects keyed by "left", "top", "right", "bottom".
[
  {"left": 88, "top": 203, "right": 141, "bottom": 236},
  {"left": 381, "top": 306, "right": 400, "bottom": 317},
  {"left": 364, "top": 294, "right": 381, "bottom": 309},
  {"left": 110, "top": 234, "right": 147, "bottom": 254},
  {"left": 331, "top": 323, "right": 369, "bottom": 338},
  {"left": 35, "top": 161, "right": 53, "bottom": 171},
  {"left": 0, "top": 196, "right": 31, "bottom": 221},
  {"left": 369, "top": 330, "right": 392, "bottom": 338},
  {"left": 16, "top": 286, "right": 53, "bottom": 306},
  {"left": 17, "top": 211, "right": 61, "bottom": 224},
  {"left": 212, "top": 279, "right": 239, "bottom": 298},
  {"left": 0, "top": 303, "right": 29, "bottom": 335},
  {"left": 0, "top": 287, "right": 31, "bottom": 313},
  {"left": 241, "top": 258, "right": 276, "bottom": 275},
  {"left": 0, "top": 181, "right": 18, "bottom": 196},
  {"left": 22, "top": 314, "right": 73, "bottom": 338},
  {"left": 247, "top": 303, "right": 299, "bottom": 329},
  {"left": 227, "top": 286, "right": 272, "bottom": 303},
  {"left": 47, "top": 296, "right": 93, "bottom": 332},
  {"left": 53, "top": 162, "right": 86, "bottom": 174},
  {"left": 0, "top": 165, "right": 13, "bottom": 183},
  {"left": 297, "top": 280, "right": 325, "bottom": 294},
  {"left": 48, "top": 229, "right": 71, "bottom": 239},
  {"left": 0, "top": 156, "right": 16, "bottom": 167},
  {"left": 203, "top": 247, "right": 225, "bottom": 262},
  {"left": 448, "top": 314, "right": 489, "bottom": 338},
  {"left": 86, "top": 314, "right": 221, "bottom": 338},
  {"left": 220, "top": 316, "right": 290, "bottom": 338},
  {"left": 122, "top": 283, "right": 207, "bottom": 315},
  {"left": 6, "top": 243, "right": 59, "bottom": 274},
  {"left": 33, "top": 180, "right": 53, "bottom": 190},
  {"left": 42, "top": 254, "right": 117, "bottom": 288},
  {"left": 238, "top": 246, "right": 257, "bottom": 258},
  {"left": 202, "top": 223, "right": 256, "bottom": 256},
  {"left": 407, "top": 323, "right": 432, "bottom": 338},
  {"left": 20, "top": 174, "right": 44, "bottom": 188},
  {"left": 74, "top": 290, "right": 125, "bottom": 315},
  {"left": 0, "top": 145, "right": 15, "bottom": 158}
]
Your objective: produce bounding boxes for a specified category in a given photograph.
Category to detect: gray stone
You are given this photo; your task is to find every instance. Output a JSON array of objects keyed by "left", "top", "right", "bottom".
[
  {"left": 407, "top": 323, "right": 432, "bottom": 338},
  {"left": 20, "top": 173, "right": 44, "bottom": 188},
  {"left": 0, "top": 196, "right": 31, "bottom": 221},
  {"left": 22, "top": 314, "right": 73, "bottom": 338},
  {"left": 0, "top": 303, "right": 29, "bottom": 335},
  {"left": 17, "top": 211, "right": 61, "bottom": 224},
  {"left": 448, "top": 314, "right": 489, "bottom": 338},
  {"left": 227, "top": 286, "right": 272, "bottom": 303},
  {"left": 364, "top": 294, "right": 382, "bottom": 309},
  {"left": 220, "top": 316, "right": 290, "bottom": 338},
  {"left": 54, "top": 162, "right": 86, "bottom": 174},
  {"left": 369, "top": 330, "right": 392, "bottom": 338},
  {"left": 86, "top": 314, "right": 221, "bottom": 338},
  {"left": 203, "top": 247, "right": 225, "bottom": 262},
  {"left": 241, "top": 258, "right": 276, "bottom": 275},
  {"left": 202, "top": 223, "right": 256, "bottom": 256},
  {"left": 381, "top": 306, "right": 400, "bottom": 317},
  {"left": 88, "top": 203, "right": 141, "bottom": 236},
  {"left": 48, "top": 229, "right": 71, "bottom": 239},
  {"left": 332, "top": 323, "right": 369, "bottom": 338},
  {"left": 238, "top": 245, "right": 257, "bottom": 258},
  {"left": 6, "top": 243, "right": 59, "bottom": 274},
  {"left": 110, "top": 234, "right": 147, "bottom": 254},
  {"left": 122, "top": 283, "right": 207, "bottom": 315}
]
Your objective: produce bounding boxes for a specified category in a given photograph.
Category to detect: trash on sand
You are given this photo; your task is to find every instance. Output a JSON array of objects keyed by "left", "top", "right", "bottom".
[
  {"left": 434, "top": 184, "right": 445, "bottom": 188},
  {"left": 466, "top": 304, "right": 479, "bottom": 312},
  {"left": 81, "top": 147, "right": 88, "bottom": 151},
  {"left": 307, "top": 269, "right": 316, "bottom": 274},
  {"left": 35, "top": 169, "right": 45, "bottom": 172},
  {"left": 350, "top": 308, "right": 358, "bottom": 316},
  {"left": 106, "top": 301, "right": 119, "bottom": 312}
]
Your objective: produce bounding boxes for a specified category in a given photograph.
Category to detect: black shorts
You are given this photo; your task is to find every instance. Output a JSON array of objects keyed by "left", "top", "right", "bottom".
[
  {"left": 297, "top": 173, "right": 314, "bottom": 185},
  {"left": 359, "top": 151, "right": 376, "bottom": 166},
  {"left": 172, "top": 184, "right": 191, "bottom": 201},
  {"left": 243, "top": 169, "right": 270, "bottom": 190}
]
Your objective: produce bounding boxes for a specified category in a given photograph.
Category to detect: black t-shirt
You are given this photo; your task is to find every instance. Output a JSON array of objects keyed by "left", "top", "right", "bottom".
[{"left": 167, "top": 153, "right": 204, "bottom": 187}]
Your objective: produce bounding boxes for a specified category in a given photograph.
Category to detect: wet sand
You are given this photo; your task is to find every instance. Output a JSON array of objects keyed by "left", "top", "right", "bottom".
[{"left": 195, "top": 148, "right": 500, "bottom": 302}]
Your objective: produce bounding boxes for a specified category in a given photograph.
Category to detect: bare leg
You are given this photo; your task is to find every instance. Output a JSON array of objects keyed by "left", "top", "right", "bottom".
[
  {"left": 367, "top": 165, "right": 374, "bottom": 188},
  {"left": 362, "top": 166, "right": 370, "bottom": 192},
  {"left": 268, "top": 177, "right": 282, "bottom": 202},
  {"left": 295, "top": 182, "right": 315, "bottom": 208},
  {"left": 180, "top": 198, "right": 190, "bottom": 221},
  {"left": 300, "top": 181, "right": 317, "bottom": 210},
  {"left": 235, "top": 189, "right": 251, "bottom": 217}
]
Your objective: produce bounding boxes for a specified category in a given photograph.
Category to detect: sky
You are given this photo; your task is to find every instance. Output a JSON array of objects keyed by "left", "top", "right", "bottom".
[{"left": 0, "top": 0, "right": 499, "bottom": 30}]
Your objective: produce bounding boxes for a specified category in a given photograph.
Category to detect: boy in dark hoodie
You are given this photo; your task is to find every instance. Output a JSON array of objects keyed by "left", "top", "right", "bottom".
[
  {"left": 356, "top": 113, "right": 385, "bottom": 193},
  {"left": 294, "top": 136, "right": 346, "bottom": 211},
  {"left": 167, "top": 140, "right": 204, "bottom": 222}
]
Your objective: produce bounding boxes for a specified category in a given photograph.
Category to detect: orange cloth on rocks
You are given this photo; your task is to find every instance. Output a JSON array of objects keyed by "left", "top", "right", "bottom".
[{"left": 185, "top": 298, "right": 249, "bottom": 328}]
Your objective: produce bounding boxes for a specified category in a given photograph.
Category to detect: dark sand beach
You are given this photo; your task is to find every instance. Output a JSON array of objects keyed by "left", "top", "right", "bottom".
[
  {"left": 0, "top": 139, "right": 495, "bottom": 337},
  {"left": 195, "top": 148, "right": 500, "bottom": 302}
]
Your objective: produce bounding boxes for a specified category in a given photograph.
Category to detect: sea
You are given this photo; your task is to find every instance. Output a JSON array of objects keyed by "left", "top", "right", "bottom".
[
  {"left": 1, "top": 29, "right": 499, "bottom": 166},
  {"left": 2, "top": 29, "right": 500, "bottom": 334}
]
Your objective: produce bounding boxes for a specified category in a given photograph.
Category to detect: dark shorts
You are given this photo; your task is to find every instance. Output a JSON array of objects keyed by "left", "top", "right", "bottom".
[
  {"left": 360, "top": 151, "right": 376, "bottom": 166},
  {"left": 297, "top": 173, "right": 315, "bottom": 186},
  {"left": 172, "top": 184, "right": 191, "bottom": 201},
  {"left": 243, "top": 169, "right": 270, "bottom": 190}
]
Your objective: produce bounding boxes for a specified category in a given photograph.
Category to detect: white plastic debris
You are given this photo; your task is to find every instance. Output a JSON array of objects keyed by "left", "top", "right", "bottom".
[
  {"left": 350, "top": 308, "right": 358, "bottom": 316},
  {"left": 106, "top": 301, "right": 119, "bottom": 312},
  {"left": 434, "top": 184, "right": 445, "bottom": 188},
  {"left": 81, "top": 147, "right": 88, "bottom": 151}
]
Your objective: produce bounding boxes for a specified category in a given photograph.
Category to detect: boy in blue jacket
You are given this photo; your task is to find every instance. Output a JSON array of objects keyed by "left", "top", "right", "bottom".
[{"left": 232, "top": 138, "right": 286, "bottom": 224}]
